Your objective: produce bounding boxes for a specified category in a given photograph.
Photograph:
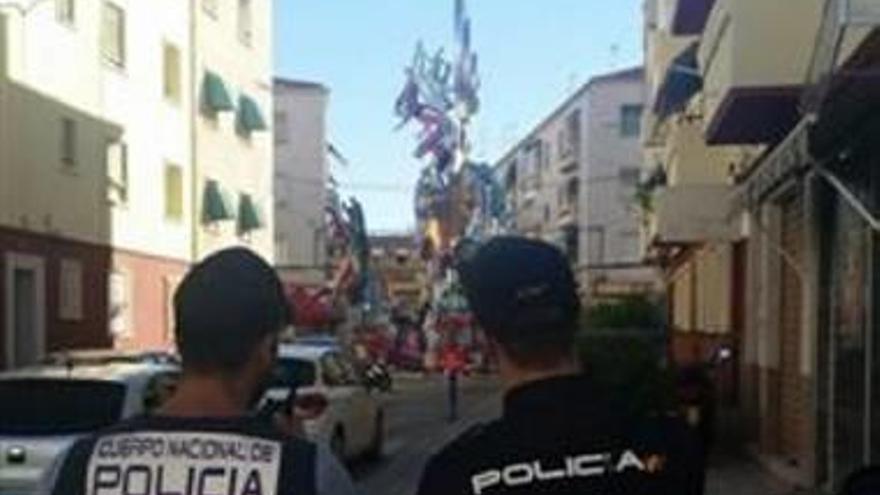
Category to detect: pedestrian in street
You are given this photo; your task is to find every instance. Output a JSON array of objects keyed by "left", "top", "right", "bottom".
[
  {"left": 40, "top": 248, "right": 356, "bottom": 495},
  {"left": 416, "top": 237, "right": 703, "bottom": 495},
  {"left": 439, "top": 340, "right": 468, "bottom": 422}
]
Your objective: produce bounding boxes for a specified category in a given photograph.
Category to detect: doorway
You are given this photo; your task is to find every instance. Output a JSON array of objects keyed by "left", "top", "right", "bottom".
[{"left": 4, "top": 254, "right": 46, "bottom": 369}]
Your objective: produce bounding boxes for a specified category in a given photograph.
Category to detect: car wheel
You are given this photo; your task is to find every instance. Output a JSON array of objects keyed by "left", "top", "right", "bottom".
[
  {"left": 330, "top": 427, "right": 347, "bottom": 462},
  {"left": 366, "top": 411, "right": 385, "bottom": 461}
]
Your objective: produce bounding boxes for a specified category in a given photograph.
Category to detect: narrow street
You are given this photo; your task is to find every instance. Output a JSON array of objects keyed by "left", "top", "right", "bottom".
[{"left": 351, "top": 374, "right": 502, "bottom": 495}]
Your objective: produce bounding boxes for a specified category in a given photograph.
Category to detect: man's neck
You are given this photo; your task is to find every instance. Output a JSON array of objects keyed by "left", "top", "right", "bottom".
[
  {"left": 158, "top": 374, "right": 251, "bottom": 418},
  {"left": 500, "top": 359, "right": 581, "bottom": 393}
]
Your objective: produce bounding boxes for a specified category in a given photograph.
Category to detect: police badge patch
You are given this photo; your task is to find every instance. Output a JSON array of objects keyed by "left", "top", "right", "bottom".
[{"left": 85, "top": 432, "right": 282, "bottom": 495}]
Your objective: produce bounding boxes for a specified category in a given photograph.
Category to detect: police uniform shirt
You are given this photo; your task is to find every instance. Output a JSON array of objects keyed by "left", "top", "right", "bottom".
[
  {"left": 39, "top": 416, "right": 355, "bottom": 495},
  {"left": 417, "top": 374, "right": 703, "bottom": 495}
]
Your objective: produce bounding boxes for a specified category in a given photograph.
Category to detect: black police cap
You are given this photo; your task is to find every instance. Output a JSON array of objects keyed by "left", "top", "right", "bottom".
[{"left": 458, "top": 236, "right": 580, "bottom": 338}]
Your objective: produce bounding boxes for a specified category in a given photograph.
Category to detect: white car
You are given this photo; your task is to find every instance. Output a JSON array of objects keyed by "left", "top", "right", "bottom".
[
  {"left": 0, "top": 358, "right": 180, "bottom": 495},
  {"left": 265, "top": 344, "right": 385, "bottom": 461}
]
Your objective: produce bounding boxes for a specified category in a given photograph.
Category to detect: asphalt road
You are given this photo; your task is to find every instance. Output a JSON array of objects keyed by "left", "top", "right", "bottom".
[{"left": 351, "top": 373, "right": 502, "bottom": 495}]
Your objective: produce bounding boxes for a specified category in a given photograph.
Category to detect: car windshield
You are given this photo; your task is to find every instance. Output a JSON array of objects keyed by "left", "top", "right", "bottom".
[
  {"left": 0, "top": 379, "right": 126, "bottom": 436},
  {"left": 272, "top": 358, "right": 317, "bottom": 388},
  {"left": 295, "top": 336, "right": 337, "bottom": 347}
]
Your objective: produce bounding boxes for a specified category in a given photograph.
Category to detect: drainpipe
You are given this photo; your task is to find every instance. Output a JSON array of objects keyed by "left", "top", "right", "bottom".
[{"left": 188, "top": 0, "right": 199, "bottom": 263}]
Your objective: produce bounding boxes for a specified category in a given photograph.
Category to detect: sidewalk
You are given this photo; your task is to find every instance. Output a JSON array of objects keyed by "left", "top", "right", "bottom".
[{"left": 707, "top": 453, "right": 809, "bottom": 495}]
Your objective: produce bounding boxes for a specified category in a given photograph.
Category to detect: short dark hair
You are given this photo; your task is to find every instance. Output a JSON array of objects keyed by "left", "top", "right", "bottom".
[
  {"left": 174, "top": 248, "right": 290, "bottom": 372},
  {"left": 458, "top": 237, "right": 580, "bottom": 368}
]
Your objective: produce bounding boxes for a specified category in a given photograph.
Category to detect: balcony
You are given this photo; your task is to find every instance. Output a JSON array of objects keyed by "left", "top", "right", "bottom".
[
  {"left": 698, "top": 0, "right": 824, "bottom": 145},
  {"left": 644, "top": 3, "right": 700, "bottom": 142},
  {"left": 647, "top": 184, "right": 738, "bottom": 246},
  {"left": 661, "top": 116, "right": 736, "bottom": 185},
  {"left": 560, "top": 159, "right": 578, "bottom": 174}
]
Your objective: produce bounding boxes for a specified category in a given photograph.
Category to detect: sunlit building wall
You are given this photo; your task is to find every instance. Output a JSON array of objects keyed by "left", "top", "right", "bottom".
[
  {"left": 0, "top": 0, "right": 196, "bottom": 364},
  {"left": 194, "top": 0, "right": 274, "bottom": 261},
  {"left": 273, "top": 79, "right": 329, "bottom": 287}
]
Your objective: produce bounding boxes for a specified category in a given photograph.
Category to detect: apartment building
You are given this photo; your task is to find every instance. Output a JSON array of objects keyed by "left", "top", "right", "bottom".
[
  {"left": 194, "top": 0, "right": 274, "bottom": 261},
  {"left": 0, "top": 0, "right": 272, "bottom": 367},
  {"left": 495, "top": 67, "right": 656, "bottom": 301},
  {"left": 273, "top": 78, "right": 329, "bottom": 287},
  {"left": 643, "top": 0, "right": 880, "bottom": 490}
]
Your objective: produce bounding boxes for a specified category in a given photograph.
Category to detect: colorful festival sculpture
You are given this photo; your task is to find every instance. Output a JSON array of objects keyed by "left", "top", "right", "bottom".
[
  {"left": 395, "top": 0, "right": 507, "bottom": 253},
  {"left": 325, "top": 189, "right": 380, "bottom": 311},
  {"left": 395, "top": 0, "right": 507, "bottom": 365}
]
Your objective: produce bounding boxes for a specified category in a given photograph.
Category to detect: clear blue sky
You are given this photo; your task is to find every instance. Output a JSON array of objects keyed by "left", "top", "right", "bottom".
[{"left": 274, "top": 1, "right": 644, "bottom": 233}]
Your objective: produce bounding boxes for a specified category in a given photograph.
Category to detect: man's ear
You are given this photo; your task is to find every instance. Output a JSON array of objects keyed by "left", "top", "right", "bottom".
[{"left": 255, "top": 334, "right": 278, "bottom": 371}]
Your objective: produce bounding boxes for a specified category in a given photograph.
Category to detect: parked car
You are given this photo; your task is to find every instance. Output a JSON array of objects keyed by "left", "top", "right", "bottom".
[
  {"left": 0, "top": 359, "right": 181, "bottom": 495},
  {"left": 41, "top": 349, "right": 181, "bottom": 367},
  {"left": 264, "top": 344, "right": 385, "bottom": 462}
]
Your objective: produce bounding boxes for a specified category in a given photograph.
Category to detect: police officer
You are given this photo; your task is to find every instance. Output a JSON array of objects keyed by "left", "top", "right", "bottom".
[
  {"left": 41, "top": 248, "right": 356, "bottom": 495},
  {"left": 416, "top": 237, "right": 703, "bottom": 495}
]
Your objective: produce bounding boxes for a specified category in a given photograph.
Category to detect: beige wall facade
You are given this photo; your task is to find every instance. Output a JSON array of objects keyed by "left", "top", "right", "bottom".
[
  {"left": 273, "top": 79, "right": 328, "bottom": 286},
  {"left": 195, "top": 0, "right": 274, "bottom": 261}
]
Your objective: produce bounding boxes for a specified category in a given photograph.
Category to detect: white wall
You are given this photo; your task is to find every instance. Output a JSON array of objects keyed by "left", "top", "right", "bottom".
[
  {"left": 0, "top": 0, "right": 192, "bottom": 262},
  {"left": 580, "top": 74, "right": 650, "bottom": 281},
  {"left": 273, "top": 81, "right": 328, "bottom": 284}
]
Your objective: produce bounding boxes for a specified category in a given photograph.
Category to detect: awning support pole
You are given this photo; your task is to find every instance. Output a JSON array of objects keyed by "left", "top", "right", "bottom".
[{"left": 815, "top": 166, "right": 880, "bottom": 232}]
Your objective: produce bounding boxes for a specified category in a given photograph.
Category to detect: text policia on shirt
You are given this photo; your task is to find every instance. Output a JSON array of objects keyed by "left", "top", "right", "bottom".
[
  {"left": 86, "top": 433, "right": 282, "bottom": 495},
  {"left": 470, "top": 449, "right": 667, "bottom": 495}
]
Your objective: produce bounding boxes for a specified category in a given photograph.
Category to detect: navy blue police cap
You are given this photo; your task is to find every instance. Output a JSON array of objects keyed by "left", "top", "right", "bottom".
[{"left": 457, "top": 236, "right": 580, "bottom": 336}]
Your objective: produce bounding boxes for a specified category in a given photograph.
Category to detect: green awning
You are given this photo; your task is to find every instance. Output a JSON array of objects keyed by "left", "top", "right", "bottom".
[
  {"left": 237, "top": 193, "right": 262, "bottom": 234},
  {"left": 236, "top": 94, "right": 267, "bottom": 133},
  {"left": 202, "top": 180, "right": 235, "bottom": 223},
  {"left": 202, "top": 71, "right": 234, "bottom": 113}
]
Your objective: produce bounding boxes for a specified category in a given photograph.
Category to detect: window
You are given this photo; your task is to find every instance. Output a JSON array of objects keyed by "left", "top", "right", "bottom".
[
  {"left": 237, "top": 94, "right": 268, "bottom": 135},
  {"left": 587, "top": 226, "right": 606, "bottom": 265},
  {"left": 566, "top": 178, "right": 580, "bottom": 204},
  {"left": 544, "top": 205, "right": 551, "bottom": 222},
  {"left": 164, "top": 164, "right": 183, "bottom": 221},
  {"left": 567, "top": 110, "right": 581, "bottom": 154},
  {"left": 108, "top": 270, "right": 131, "bottom": 338},
  {"left": 620, "top": 104, "right": 643, "bottom": 138},
  {"left": 557, "top": 128, "right": 566, "bottom": 159},
  {"left": 163, "top": 43, "right": 181, "bottom": 104},
  {"left": 55, "top": 0, "right": 75, "bottom": 25},
  {"left": 203, "top": 0, "right": 218, "bottom": 18},
  {"left": 238, "top": 0, "right": 253, "bottom": 46},
  {"left": 274, "top": 112, "right": 289, "bottom": 144},
  {"left": 101, "top": 2, "right": 125, "bottom": 68},
  {"left": 202, "top": 71, "right": 234, "bottom": 114},
  {"left": 106, "top": 141, "right": 128, "bottom": 204},
  {"left": 58, "top": 259, "right": 83, "bottom": 321},
  {"left": 273, "top": 358, "right": 318, "bottom": 388},
  {"left": 202, "top": 180, "right": 235, "bottom": 223},
  {"left": 60, "top": 118, "right": 77, "bottom": 167},
  {"left": 543, "top": 142, "right": 551, "bottom": 169}
]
